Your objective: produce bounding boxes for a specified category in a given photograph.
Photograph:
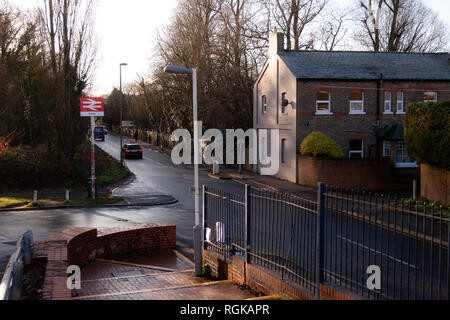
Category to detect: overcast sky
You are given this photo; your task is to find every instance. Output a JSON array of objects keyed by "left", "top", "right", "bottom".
[{"left": 7, "top": 0, "right": 450, "bottom": 96}]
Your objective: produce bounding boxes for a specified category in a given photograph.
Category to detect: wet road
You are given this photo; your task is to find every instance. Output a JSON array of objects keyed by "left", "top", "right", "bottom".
[{"left": 0, "top": 134, "right": 246, "bottom": 278}]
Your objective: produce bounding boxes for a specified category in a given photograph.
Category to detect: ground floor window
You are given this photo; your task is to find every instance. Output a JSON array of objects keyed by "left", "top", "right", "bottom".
[
  {"left": 396, "top": 142, "right": 411, "bottom": 163},
  {"left": 395, "top": 142, "right": 418, "bottom": 168},
  {"left": 349, "top": 139, "right": 364, "bottom": 158},
  {"left": 281, "top": 139, "right": 286, "bottom": 164},
  {"left": 383, "top": 141, "right": 391, "bottom": 157}
]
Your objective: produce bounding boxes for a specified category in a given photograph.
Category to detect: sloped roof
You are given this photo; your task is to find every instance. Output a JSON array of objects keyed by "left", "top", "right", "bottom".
[
  {"left": 278, "top": 51, "right": 450, "bottom": 81},
  {"left": 378, "top": 123, "right": 404, "bottom": 141}
]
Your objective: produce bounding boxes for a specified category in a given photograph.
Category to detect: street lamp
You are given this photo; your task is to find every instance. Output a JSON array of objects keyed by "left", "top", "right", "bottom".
[
  {"left": 164, "top": 65, "right": 202, "bottom": 277},
  {"left": 120, "top": 63, "right": 128, "bottom": 165}
]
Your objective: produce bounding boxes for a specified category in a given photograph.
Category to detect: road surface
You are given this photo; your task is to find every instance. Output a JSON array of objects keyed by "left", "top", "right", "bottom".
[{"left": 0, "top": 134, "right": 246, "bottom": 279}]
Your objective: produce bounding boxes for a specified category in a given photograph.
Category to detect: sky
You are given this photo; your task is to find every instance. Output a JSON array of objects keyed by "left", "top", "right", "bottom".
[{"left": 6, "top": 0, "right": 450, "bottom": 96}]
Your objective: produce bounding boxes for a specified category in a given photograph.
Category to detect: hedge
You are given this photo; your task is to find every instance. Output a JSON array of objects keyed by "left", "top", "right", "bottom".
[
  {"left": 300, "top": 132, "right": 345, "bottom": 158},
  {"left": 405, "top": 101, "right": 450, "bottom": 169}
]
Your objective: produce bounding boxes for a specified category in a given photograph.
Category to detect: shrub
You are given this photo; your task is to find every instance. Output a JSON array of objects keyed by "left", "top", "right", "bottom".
[
  {"left": 405, "top": 101, "right": 450, "bottom": 169},
  {"left": 300, "top": 132, "right": 345, "bottom": 158}
]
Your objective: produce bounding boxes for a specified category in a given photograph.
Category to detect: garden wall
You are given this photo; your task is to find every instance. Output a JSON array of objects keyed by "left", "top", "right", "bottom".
[
  {"left": 298, "top": 156, "right": 414, "bottom": 191},
  {"left": 421, "top": 164, "right": 450, "bottom": 205}
]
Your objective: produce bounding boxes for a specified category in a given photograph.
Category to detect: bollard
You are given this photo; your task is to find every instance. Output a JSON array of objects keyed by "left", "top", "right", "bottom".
[
  {"left": 65, "top": 189, "right": 70, "bottom": 202},
  {"left": 33, "top": 191, "right": 38, "bottom": 204}
]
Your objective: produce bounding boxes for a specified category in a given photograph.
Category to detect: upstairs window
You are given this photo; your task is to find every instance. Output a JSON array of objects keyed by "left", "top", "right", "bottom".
[
  {"left": 349, "top": 139, "right": 364, "bottom": 158},
  {"left": 397, "top": 91, "right": 405, "bottom": 114},
  {"left": 384, "top": 91, "right": 392, "bottom": 114},
  {"left": 424, "top": 91, "right": 438, "bottom": 103},
  {"left": 316, "top": 89, "right": 332, "bottom": 114},
  {"left": 262, "top": 95, "right": 268, "bottom": 114},
  {"left": 349, "top": 90, "right": 365, "bottom": 114}
]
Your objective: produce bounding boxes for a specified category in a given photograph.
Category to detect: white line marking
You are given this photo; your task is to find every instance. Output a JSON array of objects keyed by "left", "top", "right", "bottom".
[{"left": 337, "top": 235, "right": 418, "bottom": 269}]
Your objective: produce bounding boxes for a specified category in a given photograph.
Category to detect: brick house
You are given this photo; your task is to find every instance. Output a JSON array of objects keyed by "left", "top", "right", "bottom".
[{"left": 253, "top": 32, "right": 450, "bottom": 184}]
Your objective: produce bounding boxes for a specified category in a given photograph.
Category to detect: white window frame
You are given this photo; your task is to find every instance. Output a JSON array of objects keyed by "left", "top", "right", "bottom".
[
  {"left": 384, "top": 91, "right": 393, "bottom": 114},
  {"left": 262, "top": 95, "right": 268, "bottom": 114},
  {"left": 397, "top": 91, "right": 405, "bottom": 114},
  {"left": 316, "top": 90, "right": 333, "bottom": 115},
  {"left": 349, "top": 91, "right": 366, "bottom": 115},
  {"left": 383, "top": 141, "right": 391, "bottom": 157},
  {"left": 349, "top": 140, "right": 364, "bottom": 158},
  {"left": 424, "top": 91, "right": 438, "bottom": 103},
  {"left": 395, "top": 142, "right": 418, "bottom": 168}
]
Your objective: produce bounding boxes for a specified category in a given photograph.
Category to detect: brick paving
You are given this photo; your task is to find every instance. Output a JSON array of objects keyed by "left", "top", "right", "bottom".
[{"left": 73, "top": 252, "right": 256, "bottom": 300}]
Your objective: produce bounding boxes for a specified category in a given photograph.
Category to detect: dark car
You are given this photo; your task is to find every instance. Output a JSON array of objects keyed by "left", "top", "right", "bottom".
[
  {"left": 122, "top": 144, "right": 143, "bottom": 159},
  {"left": 94, "top": 126, "right": 105, "bottom": 141}
]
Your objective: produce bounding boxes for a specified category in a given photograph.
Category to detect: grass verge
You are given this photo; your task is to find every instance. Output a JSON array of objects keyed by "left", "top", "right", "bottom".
[{"left": 0, "top": 196, "right": 123, "bottom": 210}]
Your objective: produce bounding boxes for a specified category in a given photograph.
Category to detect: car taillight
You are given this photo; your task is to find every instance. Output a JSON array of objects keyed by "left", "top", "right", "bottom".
[
  {"left": 139, "top": 149, "right": 143, "bottom": 152},
  {"left": 126, "top": 150, "right": 131, "bottom": 153}
]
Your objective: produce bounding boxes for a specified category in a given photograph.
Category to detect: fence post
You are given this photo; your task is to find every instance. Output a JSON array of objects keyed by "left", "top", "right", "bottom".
[
  {"left": 245, "top": 184, "right": 251, "bottom": 263},
  {"left": 202, "top": 185, "right": 208, "bottom": 250},
  {"left": 316, "top": 182, "right": 326, "bottom": 300}
]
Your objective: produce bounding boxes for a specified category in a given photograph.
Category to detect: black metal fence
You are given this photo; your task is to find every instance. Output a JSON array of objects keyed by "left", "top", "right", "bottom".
[{"left": 203, "top": 184, "right": 450, "bottom": 300}]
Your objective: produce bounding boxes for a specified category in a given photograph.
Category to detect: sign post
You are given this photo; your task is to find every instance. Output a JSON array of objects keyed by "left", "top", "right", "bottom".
[{"left": 81, "top": 98, "right": 105, "bottom": 200}]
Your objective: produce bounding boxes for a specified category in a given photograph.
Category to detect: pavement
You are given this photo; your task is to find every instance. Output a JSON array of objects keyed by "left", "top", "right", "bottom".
[{"left": 73, "top": 251, "right": 257, "bottom": 300}]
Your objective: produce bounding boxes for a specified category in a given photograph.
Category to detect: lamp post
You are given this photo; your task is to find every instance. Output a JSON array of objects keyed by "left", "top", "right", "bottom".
[
  {"left": 164, "top": 65, "right": 202, "bottom": 277},
  {"left": 120, "top": 63, "right": 128, "bottom": 165}
]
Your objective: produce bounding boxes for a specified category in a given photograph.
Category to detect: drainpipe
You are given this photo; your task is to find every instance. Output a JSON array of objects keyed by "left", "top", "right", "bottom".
[{"left": 376, "top": 73, "right": 384, "bottom": 159}]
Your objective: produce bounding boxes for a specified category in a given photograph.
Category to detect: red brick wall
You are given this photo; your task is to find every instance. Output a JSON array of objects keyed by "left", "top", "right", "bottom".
[
  {"left": 298, "top": 156, "right": 413, "bottom": 190},
  {"left": 296, "top": 80, "right": 450, "bottom": 156},
  {"left": 203, "top": 250, "right": 355, "bottom": 300},
  {"left": 33, "top": 224, "right": 176, "bottom": 300},
  {"left": 421, "top": 164, "right": 450, "bottom": 205}
]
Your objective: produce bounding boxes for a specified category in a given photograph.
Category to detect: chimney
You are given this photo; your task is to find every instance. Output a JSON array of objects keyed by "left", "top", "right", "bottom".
[{"left": 269, "top": 27, "right": 284, "bottom": 55}]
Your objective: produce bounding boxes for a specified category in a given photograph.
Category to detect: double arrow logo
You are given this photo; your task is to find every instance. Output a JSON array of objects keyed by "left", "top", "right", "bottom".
[{"left": 82, "top": 98, "right": 103, "bottom": 111}]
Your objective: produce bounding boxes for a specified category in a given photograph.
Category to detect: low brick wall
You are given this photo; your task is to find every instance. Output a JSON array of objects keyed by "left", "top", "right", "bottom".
[
  {"left": 32, "top": 224, "right": 176, "bottom": 300},
  {"left": 298, "top": 156, "right": 414, "bottom": 191},
  {"left": 203, "top": 250, "right": 356, "bottom": 301},
  {"left": 421, "top": 164, "right": 450, "bottom": 205}
]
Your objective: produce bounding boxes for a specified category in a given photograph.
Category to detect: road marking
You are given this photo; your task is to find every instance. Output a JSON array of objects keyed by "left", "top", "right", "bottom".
[
  {"left": 336, "top": 235, "right": 418, "bottom": 269},
  {"left": 81, "top": 270, "right": 194, "bottom": 284},
  {"left": 74, "top": 280, "right": 232, "bottom": 300},
  {"left": 246, "top": 295, "right": 284, "bottom": 301},
  {"left": 173, "top": 250, "right": 195, "bottom": 267},
  {"left": 96, "top": 259, "right": 179, "bottom": 272}
]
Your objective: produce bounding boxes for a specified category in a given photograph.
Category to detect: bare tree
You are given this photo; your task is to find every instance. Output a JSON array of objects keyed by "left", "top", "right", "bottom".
[
  {"left": 266, "top": 0, "right": 329, "bottom": 50},
  {"left": 315, "top": 6, "right": 351, "bottom": 51},
  {"left": 38, "top": 0, "right": 97, "bottom": 160},
  {"left": 355, "top": 0, "right": 448, "bottom": 52}
]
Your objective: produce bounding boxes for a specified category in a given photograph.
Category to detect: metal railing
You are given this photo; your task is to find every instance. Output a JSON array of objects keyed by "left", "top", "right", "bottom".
[
  {"left": 0, "top": 230, "right": 34, "bottom": 300},
  {"left": 203, "top": 184, "right": 450, "bottom": 300},
  {"left": 322, "top": 185, "right": 449, "bottom": 300}
]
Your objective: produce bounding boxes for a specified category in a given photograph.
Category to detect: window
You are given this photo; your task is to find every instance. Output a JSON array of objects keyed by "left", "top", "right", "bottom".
[
  {"left": 349, "top": 139, "right": 364, "bottom": 158},
  {"left": 384, "top": 91, "right": 392, "bottom": 114},
  {"left": 281, "top": 92, "right": 287, "bottom": 114},
  {"left": 397, "top": 91, "right": 405, "bottom": 114},
  {"left": 383, "top": 141, "right": 391, "bottom": 157},
  {"left": 262, "top": 95, "right": 267, "bottom": 114},
  {"left": 424, "top": 91, "right": 438, "bottom": 103},
  {"left": 316, "top": 89, "right": 332, "bottom": 114},
  {"left": 349, "top": 90, "right": 365, "bottom": 114},
  {"left": 281, "top": 139, "right": 286, "bottom": 164},
  {"left": 395, "top": 142, "right": 418, "bottom": 168}
]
